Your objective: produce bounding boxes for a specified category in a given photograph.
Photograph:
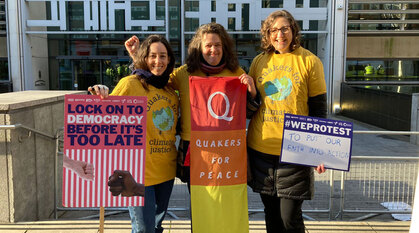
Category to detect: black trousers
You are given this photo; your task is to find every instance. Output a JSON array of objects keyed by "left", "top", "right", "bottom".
[{"left": 260, "top": 194, "right": 305, "bottom": 233}]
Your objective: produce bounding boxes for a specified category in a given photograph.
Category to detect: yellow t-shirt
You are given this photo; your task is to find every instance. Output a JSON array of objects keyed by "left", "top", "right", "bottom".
[
  {"left": 247, "top": 47, "right": 326, "bottom": 155},
  {"left": 111, "top": 75, "right": 179, "bottom": 186},
  {"left": 170, "top": 65, "right": 245, "bottom": 141}
]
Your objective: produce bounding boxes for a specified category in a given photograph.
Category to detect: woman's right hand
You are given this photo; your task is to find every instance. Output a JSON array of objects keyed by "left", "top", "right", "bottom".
[
  {"left": 88, "top": 84, "right": 109, "bottom": 99},
  {"left": 238, "top": 73, "right": 257, "bottom": 99},
  {"left": 125, "top": 36, "right": 140, "bottom": 62}
]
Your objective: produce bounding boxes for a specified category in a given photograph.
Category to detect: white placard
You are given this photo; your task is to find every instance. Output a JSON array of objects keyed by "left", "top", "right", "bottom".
[{"left": 280, "top": 114, "right": 353, "bottom": 171}]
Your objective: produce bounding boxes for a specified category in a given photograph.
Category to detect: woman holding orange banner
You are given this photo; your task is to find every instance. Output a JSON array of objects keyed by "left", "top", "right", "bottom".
[
  {"left": 123, "top": 23, "right": 246, "bottom": 186},
  {"left": 242, "top": 10, "right": 327, "bottom": 233},
  {"left": 90, "top": 34, "right": 179, "bottom": 233},
  {"left": 169, "top": 23, "right": 246, "bottom": 185},
  {"left": 165, "top": 23, "right": 248, "bottom": 233}
]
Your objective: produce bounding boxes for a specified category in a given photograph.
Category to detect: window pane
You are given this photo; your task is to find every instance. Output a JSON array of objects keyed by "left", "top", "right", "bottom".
[
  {"left": 296, "top": 0, "right": 304, "bottom": 8},
  {"left": 262, "top": 0, "right": 283, "bottom": 8},
  {"left": 228, "top": 17, "right": 235, "bottom": 30},
  {"left": 68, "top": 2, "right": 84, "bottom": 31},
  {"left": 185, "top": 18, "right": 199, "bottom": 31},
  {"left": 349, "top": 3, "right": 419, "bottom": 10},
  {"left": 0, "top": 60, "right": 8, "bottom": 81},
  {"left": 185, "top": 1, "right": 199, "bottom": 12},
  {"left": 132, "top": 2, "right": 149, "bottom": 20},
  {"left": 346, "top": 60, "right": 419, "bottom": 82},
  {"left": 348, "top": 23, "right": 419, "bottom": 31},
  {"left": 310, "top": 0, "right": 328, "bottom": 8},
  {"left": 349, "top": 13, "right": 419, "bottom": 21}
]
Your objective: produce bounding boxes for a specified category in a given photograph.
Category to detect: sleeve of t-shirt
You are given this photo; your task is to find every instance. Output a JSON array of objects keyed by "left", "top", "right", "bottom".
[
  {"left": 308, "top": 56, "right": 327, "bottom": 97},
  {"left": 169, "top": 66, "right": 183, "bottom": 90},
  {"left": 237, "top": 67, "right": 246, "bottom": 76},
  {"left": 248, "top": 54, "right": 262, "bottom": 81},
  {"left": 168, "top": 70, "right": 177, "bottom": 90},
  {"left": 110, "top": 77, "right": 134, "bottom": 96}
]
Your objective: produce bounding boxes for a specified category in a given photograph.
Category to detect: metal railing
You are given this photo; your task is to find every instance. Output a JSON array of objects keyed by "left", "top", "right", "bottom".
[
  {"left": 247, "top": 130, "right": 419, "bottom": 221},
  {"left": 336, "top": 130, "right": 419, "bottom": 220},
  {"left": 338, "top": 156, "right": 418, "bottom": 220},
  {"left": 0, "top": 123, "right": 56, "bottom": 139}
]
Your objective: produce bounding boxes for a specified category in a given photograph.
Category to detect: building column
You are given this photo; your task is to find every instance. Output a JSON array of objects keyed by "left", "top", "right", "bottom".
[
  {"left": 328, "top": 0, "right": 347, "bottom": 114},
  {"left": 7, "top": 0, "right": 49, "bottom": 91},
  {"left": 7, "top": 0, "right": 28, "bottom": 91}
]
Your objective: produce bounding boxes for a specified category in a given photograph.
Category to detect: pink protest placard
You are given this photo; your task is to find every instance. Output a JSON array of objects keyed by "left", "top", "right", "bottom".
[{"left": 63, "top": 95, "right": 146, "bottom": 207}]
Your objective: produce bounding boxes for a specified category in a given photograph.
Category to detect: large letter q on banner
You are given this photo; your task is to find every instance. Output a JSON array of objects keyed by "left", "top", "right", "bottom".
[{"left": 207, "top": 91, "right": 233, "bottom": 122}]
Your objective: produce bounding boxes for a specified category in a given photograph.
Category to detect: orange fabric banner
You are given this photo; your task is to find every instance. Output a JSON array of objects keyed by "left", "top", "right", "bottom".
[
  {"left": 189, "top": 76, "right": 249, "bottom": 233},
  {"left": 190, "top": 130, "right": 246, "bottom": 186}
]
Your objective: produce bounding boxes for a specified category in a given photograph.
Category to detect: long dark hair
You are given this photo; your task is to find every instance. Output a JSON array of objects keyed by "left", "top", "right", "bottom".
[
  {"left": 133, "top": 35, "right": 175, "bottom": 77},
  {"left": 260, "top": 10, "right": 301, "bottom": 53},
  {"left": 132, "top": 35, "right": 175, "bottom": 91},
  {"left": 186, "top": 23, "right": 239, "bottom": 73}
]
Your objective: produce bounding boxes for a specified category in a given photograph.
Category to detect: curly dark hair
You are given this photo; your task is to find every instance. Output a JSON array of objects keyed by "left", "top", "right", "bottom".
[
  {"left": 186, "top": 23, "right": 239, "bottom": 73},
  {"left": 260, "top": 10, "right": 301, "bottom": 53}
]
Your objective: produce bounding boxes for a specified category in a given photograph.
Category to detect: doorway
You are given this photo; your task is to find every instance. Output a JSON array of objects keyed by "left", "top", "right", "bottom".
[
  {"left": 73, "top": 60, "right": 101, "bottom": 90},
  {"left": 57, "top": 58, "right": 129, "bottom": 91}
]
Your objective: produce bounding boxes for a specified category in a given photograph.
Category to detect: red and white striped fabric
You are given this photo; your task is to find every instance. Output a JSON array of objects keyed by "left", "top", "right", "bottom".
[{"left": 62, "top": 148, "right": 145, "bottom": 207}]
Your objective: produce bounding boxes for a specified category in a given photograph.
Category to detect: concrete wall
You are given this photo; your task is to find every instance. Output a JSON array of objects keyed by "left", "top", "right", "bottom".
[
  {"left": 347, "top": 36, "right": 419, "bottom": 59},
  {"left": 0, "top": 90, "right": 85, "bottom": 222},
  {"left": 0, "top": 113, "right": 10, "bottom": 222}
]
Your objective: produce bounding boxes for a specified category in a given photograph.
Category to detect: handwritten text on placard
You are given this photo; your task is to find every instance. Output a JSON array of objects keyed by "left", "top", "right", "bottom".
[{"left": 280, "top": 114, "right": 353, "bottom": 171}]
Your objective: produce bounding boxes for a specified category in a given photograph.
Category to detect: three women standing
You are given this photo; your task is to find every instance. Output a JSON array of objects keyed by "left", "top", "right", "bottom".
[{"left": 93, "top": 11, "right": 328, "bottom": 232}]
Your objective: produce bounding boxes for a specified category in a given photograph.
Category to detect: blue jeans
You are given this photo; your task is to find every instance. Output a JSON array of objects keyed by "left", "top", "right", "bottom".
[{"left": 128, "top": 179, "right": 174, "bottom": 233}]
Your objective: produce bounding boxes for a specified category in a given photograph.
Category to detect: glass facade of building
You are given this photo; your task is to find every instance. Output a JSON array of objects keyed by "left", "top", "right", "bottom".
[
  {"left": 341, "top": 0, "right": 419, "bottom": 130},
  {"left": 346, "top": 1, "right": 419, "bottom": 85},
  {"left": 17, "top": 0, "right": 328, "bottom": 92},
  {"left": 46, "top": 0, "right": 174, "bottom": 91},
  {"left": 0, "top": 0, "right": 8, "bottom": 85},
  {"left": 3, "top": 0, "right": 331, "bottom": 94},
  {"left": 348, "top": 2, "right": 419, "bottom": 31},
  {"left": 49, "top": 36, "right": 134, "bottom": 91}
]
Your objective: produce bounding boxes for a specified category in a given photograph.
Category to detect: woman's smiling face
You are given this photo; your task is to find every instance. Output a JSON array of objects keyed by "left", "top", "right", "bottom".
[
  {"left": 146, "top": 42, "right": 169, "bottom": 76},
  {"left": 269, "top": 17, "right": 293, "bottom": 54},
  {"left": 201, "top": 33, "right": 223, "bottom": 66}
]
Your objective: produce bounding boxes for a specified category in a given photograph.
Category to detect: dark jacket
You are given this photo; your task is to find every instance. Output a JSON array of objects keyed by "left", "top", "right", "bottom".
[
  {"left": 247, "top": 93, "right": 327, "bottom": 200},
  {"left": 248, "top": 148, "right": 314, "bottom": 199}
]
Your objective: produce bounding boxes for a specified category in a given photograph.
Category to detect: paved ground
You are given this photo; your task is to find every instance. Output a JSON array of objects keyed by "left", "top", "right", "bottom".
[{"left": 0, "top": 220, "right": 411, "bottom": 233}]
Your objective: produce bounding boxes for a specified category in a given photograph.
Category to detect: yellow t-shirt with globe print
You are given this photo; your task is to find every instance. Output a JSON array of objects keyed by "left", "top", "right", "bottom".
[
  {"left": 111, "top": 75, "right": 179, "bottom": 186},
  {"left": 247, "top": 47, "right": 326, "bottom": 155}
]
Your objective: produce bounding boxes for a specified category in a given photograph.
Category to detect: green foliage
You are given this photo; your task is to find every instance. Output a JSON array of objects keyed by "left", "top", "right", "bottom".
[{"left": 105, "top": 64, "right": 130, "bottom": 86}]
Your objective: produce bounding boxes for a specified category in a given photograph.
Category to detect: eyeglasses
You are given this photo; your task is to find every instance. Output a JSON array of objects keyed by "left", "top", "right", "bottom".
[{"left": 269, "top": 26, "right": 291, "bottom": 36}]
